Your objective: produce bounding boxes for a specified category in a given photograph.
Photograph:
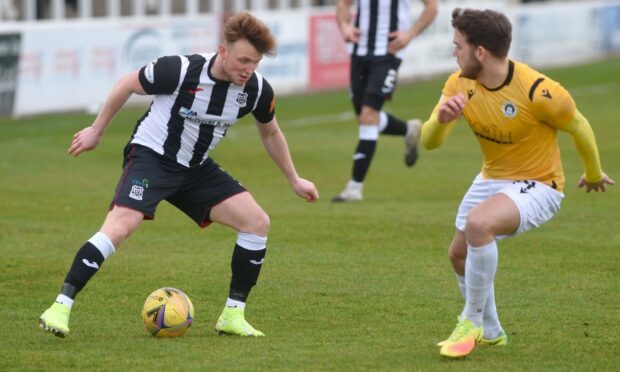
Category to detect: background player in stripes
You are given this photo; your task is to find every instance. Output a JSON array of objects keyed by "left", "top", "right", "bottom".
[
  {"left": 419, "top": 8, "right": 615, "bottom": 358},
  {"left": 39, "top": 12, "right": 319, "bottom": 338},
  {"left": 332, "top": 0, "right": 438, "bottom": 202}
]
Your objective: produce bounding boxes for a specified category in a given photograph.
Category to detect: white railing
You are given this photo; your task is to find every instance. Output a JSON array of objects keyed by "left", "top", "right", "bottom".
[
  {"left": 0, "top": 0, "right": 618, "bottom": 116},
  {"left": 1, "top": 0, "right": 335, "bottom": 21}
]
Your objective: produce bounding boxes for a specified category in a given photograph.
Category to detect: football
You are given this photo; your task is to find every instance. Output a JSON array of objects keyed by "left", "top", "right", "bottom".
[{"left": 141, "top": 287, "right": 194, "bottom": 338}]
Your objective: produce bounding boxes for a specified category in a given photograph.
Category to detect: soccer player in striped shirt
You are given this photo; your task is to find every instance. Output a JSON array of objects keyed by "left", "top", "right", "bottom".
[
  {"left": 419, "top": 8, "right": 614, "bottom": 358},
  {"left": 332, "top": 0, "right": 438, "bottom": 202},
  {"left": 39, "top": 12, "right": 318, "bottom": 338}
]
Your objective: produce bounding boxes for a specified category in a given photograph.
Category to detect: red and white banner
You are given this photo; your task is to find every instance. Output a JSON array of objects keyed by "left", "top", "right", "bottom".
[{"left": 308, "top": 12, "right": 350, "bottom": 90}]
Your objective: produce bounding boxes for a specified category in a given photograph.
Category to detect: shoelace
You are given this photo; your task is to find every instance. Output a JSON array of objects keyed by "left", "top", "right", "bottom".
[{"left": 448, "top": 321, "right": 472, "bottom": 341}]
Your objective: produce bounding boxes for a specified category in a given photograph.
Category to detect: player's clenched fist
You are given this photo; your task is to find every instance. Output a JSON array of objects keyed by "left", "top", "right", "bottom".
[{"left": 438, "top": 93, "right": 467, "bottom": 124}]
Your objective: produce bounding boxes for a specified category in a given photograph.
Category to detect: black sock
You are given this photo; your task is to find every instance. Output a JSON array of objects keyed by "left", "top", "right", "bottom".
[
  {"left": 352, "top": 139, "right": 377, "bottom": 182},
  {"left": 381, "top": 113, "right": 407, "bottom": 135},
  {"left": 229, "top": 244, "right": 266, "bottom": 302},
  {"left": 62, "top": 242, "right": 105, "bottom": 299}
]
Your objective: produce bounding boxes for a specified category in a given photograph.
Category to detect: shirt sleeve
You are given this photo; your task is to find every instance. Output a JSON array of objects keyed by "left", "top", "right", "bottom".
[
  {"left": 559, "top": 109, "right": 603, "bottom": 182},
  {"left": 252, "top": 78, "right": 276, "bottom": 124},
  {"left": 530, "top": 78, "right": 576, "bottom": 129},
  {"left": 421, "top": 72, "right": 460, "bottom": 150},
  {"left": 138, "top": 55, "right": 182, "bottom": 95}
]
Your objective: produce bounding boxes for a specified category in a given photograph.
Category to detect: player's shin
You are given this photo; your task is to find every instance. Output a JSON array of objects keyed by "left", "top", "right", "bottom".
[
  {"left": 61, "top": 231, "right": 116, "bottom": 304},
  {"left": 227, "top": 233, "right": 267, "bottom": 306},
  {"left": 217, "top": 233, "right": 267, "bottom": 336},
  {"left": 482, "top": 282, "right": 503, "bottom": 339},
  {"left": 352, "top": 124, "right": 379, "bottom": 182},
  {"left": 456, "top": 274, "right": 502, "bottom": 339},
  {"left": 40, "top": 231, "right": 115, "bottom": 337},
  {"left": 462, "top": 241, "right": 498, "bottom": 326},
  {"left": 379, "top": 112, "right": 408, "bottom": 135}
]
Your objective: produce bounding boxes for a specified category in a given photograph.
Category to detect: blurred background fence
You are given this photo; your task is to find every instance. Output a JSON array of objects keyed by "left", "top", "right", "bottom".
[{"left": 0, "top": 0, "right": 619, "bottom": 116}]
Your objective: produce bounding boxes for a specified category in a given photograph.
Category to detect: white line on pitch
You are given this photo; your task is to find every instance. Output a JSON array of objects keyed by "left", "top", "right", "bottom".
[
  {"left": 277, "top": 83, "right": 615, "bottom": 129},
  {"left": 283, "top": 111, "right": 356, "bottom": 127},
  {"left": 570, "top": 83, "right": 616, "bottom": 96}
]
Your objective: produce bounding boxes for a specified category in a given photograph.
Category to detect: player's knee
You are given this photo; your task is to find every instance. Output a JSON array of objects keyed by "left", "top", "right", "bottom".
[
  {"left": 101, "top": 223, "right": 135, "bottom": 247},
  {"left": 358, "top": 111, "right": 379, "bottom": 125},
  {"left": 255, "top": 211, "right": 270, "bottom": 236},
  {"left": 448, "top": 245, "right": 466, "bottom": 263},
  {"left": 246, "top": 211, "right": 270, "bottom": 237},
  {"left": 101, "top": 210, "right": 142, "bottom": 247},
  {"left": 353, "top": 104, "right": 362, "bottom": 116},
  {"left": 464, "top": 212, "right": 490, "bottom": 242}
]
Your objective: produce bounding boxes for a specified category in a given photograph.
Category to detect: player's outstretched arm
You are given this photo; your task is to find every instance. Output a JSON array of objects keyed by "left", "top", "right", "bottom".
[
  {"left": 68, "top": 70, "right": 146, "bottom": 157},
  {"left": 559, "top": 110, "right": 615, "bottom": 193},
  {"left": 256, "top": 118, "right": 319, "bottom": 202},
  {"left": 577, "top": 173, "right": 615, "bottom": 193}
]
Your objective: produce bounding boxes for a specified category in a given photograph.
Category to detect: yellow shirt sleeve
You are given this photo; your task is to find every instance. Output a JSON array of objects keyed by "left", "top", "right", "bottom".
[
  {"left": 421, "top": 106, "right": 458, "bottom": 150},
  {"left": 531, "top": 79, "right": 576, "bottom": 129},
  {"left": 559, "top": 110, "right": 603, "bottom": 182},
  {"left": 530, "top": 79, "right": 602, "bottom": 182},
  {"left": 421, "top": 72, "right": 460, "bottom": 150}
]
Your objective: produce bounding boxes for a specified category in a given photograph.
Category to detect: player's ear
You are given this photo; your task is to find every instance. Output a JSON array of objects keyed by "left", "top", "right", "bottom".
[
  {"left": 474, "top": 46, "right": 485, "bottom": 62},
  {"left": 218, "top": 43, "right": 227, "bottom": 58}
]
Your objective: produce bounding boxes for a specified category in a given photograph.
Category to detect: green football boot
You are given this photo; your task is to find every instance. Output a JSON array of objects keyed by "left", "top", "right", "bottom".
[
  {"left": 39, "top": 302, "right": 71, "bottom": 338},
  {"left": 478, "top": 329, "right": 508, "bottom": 346},
  {"left": 439, "top": 316, "right": 483, "bottom": 358},
  {"left": 438, "top": 329, "right": 508, "bottom": 347},
  {"left": 215, "top": 307, "right": 264, "bottom": 337}
]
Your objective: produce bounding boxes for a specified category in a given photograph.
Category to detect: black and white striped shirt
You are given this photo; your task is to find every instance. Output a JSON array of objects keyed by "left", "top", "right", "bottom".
[
  {"left": 132, "top": 53, "right": 275, "bottom": 168},
  {"left": 352, "top": 0, "right": 412, "bottom": 58}
]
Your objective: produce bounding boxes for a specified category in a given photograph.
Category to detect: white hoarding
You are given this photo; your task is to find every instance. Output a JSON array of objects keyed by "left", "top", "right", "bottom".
[{"left": 14, "top": 16, "right": 219, "bottom": 116}]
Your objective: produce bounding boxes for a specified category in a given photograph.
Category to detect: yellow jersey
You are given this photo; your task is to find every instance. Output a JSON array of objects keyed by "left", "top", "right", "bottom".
[{"left": 440, "top": 60, "right": 576, "bottom": 191}]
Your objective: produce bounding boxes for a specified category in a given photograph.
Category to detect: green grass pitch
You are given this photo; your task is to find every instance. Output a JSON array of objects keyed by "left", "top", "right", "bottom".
[{"left": 1, "top": 57, "right": 619, "bottom": 370}]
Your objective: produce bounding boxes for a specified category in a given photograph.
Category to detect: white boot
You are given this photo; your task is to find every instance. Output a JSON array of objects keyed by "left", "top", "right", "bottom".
[
  {"left": 332, "top": 180, "right": 363, "bottom": 202},
  {"left": 404, "top": 119, "right": 421, "bottom": 167}
]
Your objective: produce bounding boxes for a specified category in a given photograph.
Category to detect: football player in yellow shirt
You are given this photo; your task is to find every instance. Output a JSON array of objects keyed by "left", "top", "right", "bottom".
[{"left": 420, "top": 8, "right": 615, "bottom": 358}]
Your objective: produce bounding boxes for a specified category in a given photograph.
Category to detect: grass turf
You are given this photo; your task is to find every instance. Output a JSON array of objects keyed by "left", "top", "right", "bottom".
[{"left": 1, "top": 56, "right": 619, "bottom": 370}]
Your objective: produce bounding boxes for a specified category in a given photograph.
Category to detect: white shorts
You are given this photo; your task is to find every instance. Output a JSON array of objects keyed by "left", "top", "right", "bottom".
[{"left": 455, "top": 174, "right": 564, "bottom": 240}]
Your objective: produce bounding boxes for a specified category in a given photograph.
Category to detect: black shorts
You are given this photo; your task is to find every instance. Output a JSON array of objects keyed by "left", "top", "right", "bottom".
[
  {"left": 111, "top": 144, "right": 246, "bottom": 227},
  {"left": 350, "top": 54, "right": 402, "bottom": 114}
]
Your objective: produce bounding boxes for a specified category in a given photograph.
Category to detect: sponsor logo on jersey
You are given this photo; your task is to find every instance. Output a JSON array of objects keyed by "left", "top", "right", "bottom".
[
  {"left": 179, "top": 107, "right": 232, "bottom": 128},
  {"left": 471, "top": 121, "right": 513, "bottom": 144},
  {"left": 235, "top": 92, "right": 248, "bottom": 107},
  {"left": 502, "top": 101, "right": 518, "bottom": 118},
  {"left": 179, "top": 107, "right": 198, "bottom": 117},
  {"left": 541, "top": 89, "right": 552, "bottom": 99}
]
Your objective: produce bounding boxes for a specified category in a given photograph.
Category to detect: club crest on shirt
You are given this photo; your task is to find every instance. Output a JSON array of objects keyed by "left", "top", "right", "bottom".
[
  {"left": 236, "top": 92, "right": 248, "bottom": 107},
  {"left": 502, "top": 101, "right": 518, "bottom": 118}
]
